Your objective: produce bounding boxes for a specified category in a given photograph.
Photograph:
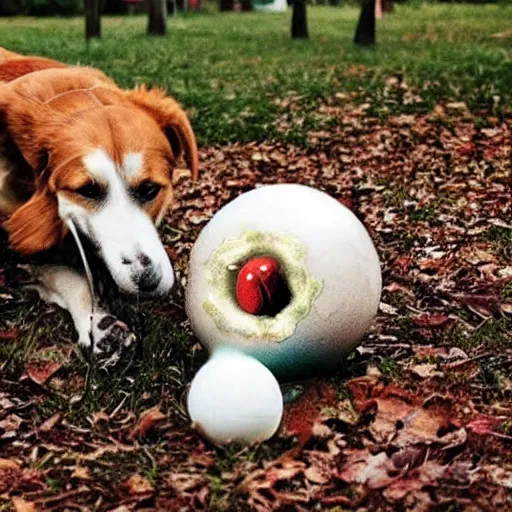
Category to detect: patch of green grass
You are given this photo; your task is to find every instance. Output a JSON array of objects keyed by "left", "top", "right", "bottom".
[
  {"left": 443, "top": 323, "right": 473, "bottom": 351},
  {"left": 384, "top": 184, "right": 409, "bottom": 209},
  {"left": 334, "top": 382, "right": 351, "bottom": 401},
  {"left": 393, "top": 315, "right": 415, "bottom": 340},
  {"left": 377, "top": 357, "right": 402, "bottom": 379},
  {"left": 470, "top": 317, "right": 511, "bottom": 348},
  {"left": 485, "top": 226, "right": 512, "bottom": 262},
  {"left": 0, "top": 283, "right": 199, "bottom": 424},
  {"left": 46, "top": 477, "right": 62, "bottom": 493},
  {"left": 501, "top": 281, "right": 512, "bottom": 301},
  {"left": 0, "top": 297, "right": 76, "bottom": 376},
  {"left": 63, "top": 308, "right": 201, "bottom": 425},
  {"left": 408, "top": 203, "right": 441, "bottom": 224},
  {"left": 401, "top": 233, "right": 417, "bottom": 252},
  {"left": 143, "top": 461, "right": 159, "bottom": 486},
  {"left": 432, "top": 503, "right": 465, "bottom": 512},
  {"left": 444, "top": 315, "right": 511, "bottom": 351},
  {"left": 0, "top": 5, "right": 510, "bottom": 144},
  {"left": 91, "top": 450, "right": 156, "bottom": 484},
  {"left": 479, "top": 364, "right": 506, "bottom": 391}
]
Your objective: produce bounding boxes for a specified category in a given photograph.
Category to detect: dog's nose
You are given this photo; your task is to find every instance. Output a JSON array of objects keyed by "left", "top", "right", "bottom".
[
  {"left": 121, "top": 252, "right": 152, "bottom": 267},
  {"left": 137, "top": 267, "right": 161, "bottom": 293},
  {"left": 137, "top": 252, "right": 152, "bottom": 268}
]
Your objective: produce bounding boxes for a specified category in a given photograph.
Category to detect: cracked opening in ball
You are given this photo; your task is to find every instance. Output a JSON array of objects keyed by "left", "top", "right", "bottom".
[{"left": 235, "top": 256, "right": 292, "bottom": 317}]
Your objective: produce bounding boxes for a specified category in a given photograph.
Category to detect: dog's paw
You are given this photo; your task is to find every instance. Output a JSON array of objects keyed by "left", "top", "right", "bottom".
[{"left": 82, "top": 312, "right": 137, "bottom": 370}]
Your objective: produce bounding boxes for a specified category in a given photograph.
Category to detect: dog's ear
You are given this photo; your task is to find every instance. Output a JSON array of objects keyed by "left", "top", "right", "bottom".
[
  {"left": 124, "top": 86, "right": 199, "bottom": 181},
  {"left": 5, "top": 190, "right": 62, "bottom": 254},
  {"left": 0, "top": 91, "right": 62, "bottom": 254}
]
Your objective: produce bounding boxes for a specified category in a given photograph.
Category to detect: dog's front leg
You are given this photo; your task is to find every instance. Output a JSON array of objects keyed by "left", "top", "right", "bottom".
[{"left": 25, "top": 265, "right": 136, "bottom": 369}]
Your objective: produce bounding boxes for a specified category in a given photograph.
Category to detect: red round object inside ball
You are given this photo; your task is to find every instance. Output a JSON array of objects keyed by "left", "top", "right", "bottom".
[{"left": 236, "top": 256, "right": 291, "bottom": 316}]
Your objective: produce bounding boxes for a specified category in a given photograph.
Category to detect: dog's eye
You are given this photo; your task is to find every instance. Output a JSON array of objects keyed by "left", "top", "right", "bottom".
[
  {"left": 75, "top": 182, "right": 103, "bottom": 200},
  {"left": 134, "top": 181, "right": 161, "bottom": 203}
]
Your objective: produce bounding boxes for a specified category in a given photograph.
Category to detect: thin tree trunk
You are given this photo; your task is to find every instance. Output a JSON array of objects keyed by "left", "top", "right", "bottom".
[
  {"left": 219, "top": 0, "right": 234, "bottom": 10},
  {"left": 354, "top": 0, "right": 375, "bottom": 46},
  {"left": 85, "top": 0, "right": 101, "bottom": 40},
  {"left": 147, "top": 0, "right": 167, "bottom": 35},
  {"left": 291, "top": 0, "right": 308, "bottom": 39}
]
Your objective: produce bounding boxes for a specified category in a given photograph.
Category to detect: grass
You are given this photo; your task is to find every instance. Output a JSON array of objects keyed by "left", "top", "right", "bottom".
[
  {"left": 0, "top": 5, "right": 511, "bottom": 144},
  {"left": 485, "top": 225, "right": 512, "bottom": 262},
  {"left": 0, "top": 6, "right": 511, "bottom": 509}
]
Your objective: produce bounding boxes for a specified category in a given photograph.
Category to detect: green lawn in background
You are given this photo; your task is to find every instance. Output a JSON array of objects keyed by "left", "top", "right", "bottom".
[{"left": 0, "top": 5, "right": 511, "bottom": 145}]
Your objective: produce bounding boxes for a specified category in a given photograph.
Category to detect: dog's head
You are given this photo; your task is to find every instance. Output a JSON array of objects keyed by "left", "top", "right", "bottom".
[{"left": 1, "top": 70, "right": 198, "bottom": 296}]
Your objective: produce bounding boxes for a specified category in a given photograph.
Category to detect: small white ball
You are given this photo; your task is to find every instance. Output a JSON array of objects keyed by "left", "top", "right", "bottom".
[{"left": 187, "top": 349, "right": 283, "bottom": 445}]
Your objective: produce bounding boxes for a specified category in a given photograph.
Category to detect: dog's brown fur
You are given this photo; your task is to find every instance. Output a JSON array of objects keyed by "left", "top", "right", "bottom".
[{"left": 0, "top": 47, "right": 198, "bottom": 255}]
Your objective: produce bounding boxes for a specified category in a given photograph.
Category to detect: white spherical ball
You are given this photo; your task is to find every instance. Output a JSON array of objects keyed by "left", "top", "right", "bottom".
[
  {"left": 187, "top": 349, "right": 283, "bottom": 445},
  {"left": 186, "top": 184, "right": 382, "bottom": 379}
]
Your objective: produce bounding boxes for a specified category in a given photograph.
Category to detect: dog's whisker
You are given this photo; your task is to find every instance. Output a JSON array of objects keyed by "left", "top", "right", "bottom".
[
  {"left": 66, "top": 219, "right": 97, "bottom": 341},
  {"left": 66, "top": 219, "right": 95, "bottom": 301}
]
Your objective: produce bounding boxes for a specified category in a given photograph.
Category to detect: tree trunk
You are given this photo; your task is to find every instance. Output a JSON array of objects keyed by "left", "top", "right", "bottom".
[
  {"left": 147, "top": 0, "right": 167, "bottom": 36},
  {"left": 291, "top": 0, "right": 308, "bottom": 39},
  {"left": 219, "top": 0, "right": 234, "bottom": 11},
  {"left": 354, "top": 0, "right": 375, "bottom": 46},
  {"left": 85, "top": 0, "right": 101, "bottom": 40}
]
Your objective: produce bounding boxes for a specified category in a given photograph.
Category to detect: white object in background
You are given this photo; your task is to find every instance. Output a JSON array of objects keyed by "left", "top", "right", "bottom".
[
  {"left": 253, "top": 0, "right": 287, "bottom": 13},
  {"left": 187, "top": 349, "right": 283, "bottom": 446}
]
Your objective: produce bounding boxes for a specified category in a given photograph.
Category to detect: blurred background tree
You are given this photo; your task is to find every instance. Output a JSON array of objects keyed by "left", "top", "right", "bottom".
[
  {"left": 147, "top": 0, "right": 167, "bottom": 34},
  {"left": 85, "top": 0, "right": 101, "bottom": 39},
  {"left": 0, "top": 0, "right": 82, "bottom": 16},
  {"left": 291, "top": 0, "right": 308, "bottom": 38}
]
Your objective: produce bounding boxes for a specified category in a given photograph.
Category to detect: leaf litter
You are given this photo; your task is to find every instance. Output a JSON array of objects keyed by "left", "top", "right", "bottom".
[{"left": 0, "top": 83, "right": 511, "bottom": 510}]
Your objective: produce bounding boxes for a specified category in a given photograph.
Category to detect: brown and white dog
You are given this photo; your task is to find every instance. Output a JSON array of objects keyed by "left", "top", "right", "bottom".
[{"left": 0, "top": 47, "right": 199, "bottom": 367}]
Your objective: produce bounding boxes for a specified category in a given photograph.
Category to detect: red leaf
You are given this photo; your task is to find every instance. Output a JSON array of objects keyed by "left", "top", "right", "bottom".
[
  {"left": 466, "top": 416, "right": 503, "bottom": 435},
  {"left": 24, "top": 361, "right": 62, "bottom": 386},
  {"left": 0, "top": 459, "right": 21, "bottom": 493},
  {"left": 0, "top": 329, "right": 19, "bottom": 342},
  {"left": 129, "top": 406, "right": 166, "bottom": 440},
  {"left": 412, "top": 314, "right": 451, "bottom": 328}
]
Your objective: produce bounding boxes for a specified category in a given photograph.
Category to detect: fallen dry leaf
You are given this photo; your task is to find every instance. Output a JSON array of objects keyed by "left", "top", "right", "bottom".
[
  {"left": 129, "top": 406, "right": 166, "bottom": 440},
  {"left": 168, "top": 472, "right": 207, "bottom": 494},
  {"left": 0, "top": 458, "right": 21, "bottom": 493},
  {"left": 0, "top": 329, "right": 18, "bottom": 341},
  {"left": 482, "top": 465, "right": 512, "bottom": 489},
  {"left": 240, "top": 459, "right": 307, "bottom": 512},
  {"left": 22, "top": 346, "right": 71, "bottom": 386},
  {"left": 466, "top": 416, "right": 503, "bottom": 435},
  {"left": 339, "top": 450, "right": 402, "bottom": 489},
  {"left": 394, "top": 396, "right": 467, "bottom": 449},
  {"left": 362, "top": 392, "right": 417, "bottom": 443},
  {"left": 0, "top": 414, "right": 24, "bottom": 439},
  {"left": 12, "top": 498, "right": 37, "bottom": 512},
  {"left": 39, "top": 413, "right": 61, "bottom": 433},
  {"left": 24, "top": 361, "right": 62, "bottom": 385},
  {"left": 412, "top": 313, "right": 451, "bottom": 328},
  {"left": 123, "top": 473, "right": 154, "bottom": 495},
  {"left": 409, "top": 363, "right": 444, "bottom": 379},
  {"left": 71, "top": 466, "right": 90, "bottom": 480},
  {"left": 501, "top": 303, "right": 512, "bottom": 314}
]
